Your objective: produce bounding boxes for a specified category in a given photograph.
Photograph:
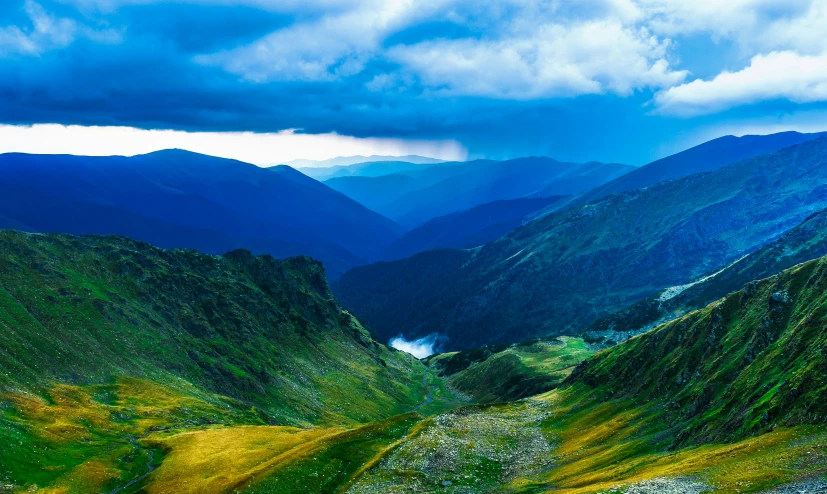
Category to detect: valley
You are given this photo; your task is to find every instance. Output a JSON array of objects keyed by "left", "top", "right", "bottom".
[{"left": 3, "top": 134, "right": 827, "bottom": 493}]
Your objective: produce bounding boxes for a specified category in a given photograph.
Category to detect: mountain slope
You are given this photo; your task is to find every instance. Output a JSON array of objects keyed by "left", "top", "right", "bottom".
[
  {"left": 0, "top": 150, "right": 403, "bottom": 277},
  {"left": 353, "top": 254, "right": 827, "bottom": 493},
  {"left": 381, "top": 196, "right": 565, "bottom": 261},
  {"left": 379, "top": 157, "right": 633, "bottom": 227},
  {"left": 0, "top": 231, "right": 423, "bottom": 425},
  {"left": 584, "top": 207, "right": 827, "bottom": 346},
  {"left": 547, "top": 131, "right": 826, "bottom": 214},
  {"left": 324, "top": 174, "right": 424, "bottom": 214},
  {"left": 334, "top": 136, "right": 827, "bottom": 349}
]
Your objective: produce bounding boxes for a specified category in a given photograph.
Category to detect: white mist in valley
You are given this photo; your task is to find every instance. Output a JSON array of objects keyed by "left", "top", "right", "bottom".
[{"left": 389, "top": 334, "right": 443, "bottom": 359}]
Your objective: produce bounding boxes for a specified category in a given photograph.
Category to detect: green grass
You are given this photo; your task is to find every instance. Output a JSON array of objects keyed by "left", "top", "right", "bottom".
[{"left": 432, "top": 336, "right": 594, "bottom": 403}]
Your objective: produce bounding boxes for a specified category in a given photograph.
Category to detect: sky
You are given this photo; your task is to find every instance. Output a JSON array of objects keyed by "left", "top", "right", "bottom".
[{"left": 1, "top": 0, "right": 827, "bottom": 165}]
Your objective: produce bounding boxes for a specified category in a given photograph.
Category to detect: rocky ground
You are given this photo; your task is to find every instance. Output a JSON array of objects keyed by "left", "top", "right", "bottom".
[{"left": 347, "top": 400, "right": 553, "bottom": 493}]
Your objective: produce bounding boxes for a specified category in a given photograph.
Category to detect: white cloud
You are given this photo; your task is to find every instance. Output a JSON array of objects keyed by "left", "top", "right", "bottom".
[
  {"left": 198, "top": 0, "right": 450, "bottom": 82},
  {"left": 0, "top": 0, "right": 122, "bottom": 57},
  {"left": 654, "top": 51, "right": 827, "bottom": 115},
  {"left": 389, "top": 334, "right": 442, "bottom": 359},
  {"left": 0, "top": 124, "right": 467, "bottom": 165},
  {"left": 389, "top": 21, "right": 686, "bottom": 98},
  {"left": 0, "top": 0, "right": 78, "bottom": 56}
]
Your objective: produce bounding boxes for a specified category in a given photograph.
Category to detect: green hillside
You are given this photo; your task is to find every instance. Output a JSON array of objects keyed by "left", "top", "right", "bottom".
[
  {"left": 0, "top": 231, "right": 461, "bottom": 492},
  {"left": 3, "top": 230, "right": 827, "bottom": 493},
  {"left": 340, "top": 253, "right": 827, "bottom": 493}
]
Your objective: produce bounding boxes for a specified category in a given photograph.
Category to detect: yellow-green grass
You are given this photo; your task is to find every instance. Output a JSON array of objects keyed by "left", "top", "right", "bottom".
[
  {"left": 445, "top": 337, "right": 594, "bottom": 403},
  {"left": 142, "top": 425, "right": 339, "bottom": 493},
  {"left": 505, "top": 388, "right": 827, "bottom": 493},
  {"left": 0, "top": 377, "right": 266, "bottom": 493}
]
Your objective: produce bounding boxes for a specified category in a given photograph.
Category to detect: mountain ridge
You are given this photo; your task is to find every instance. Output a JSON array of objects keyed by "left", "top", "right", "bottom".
[{"left": 334, "top": 135, "right": 827, "bottom": 349}]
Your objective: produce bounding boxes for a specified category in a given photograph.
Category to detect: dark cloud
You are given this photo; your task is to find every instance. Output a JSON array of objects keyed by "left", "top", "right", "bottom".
[{"left": 0, "top": 0, "right": 825, "bottom": 164}]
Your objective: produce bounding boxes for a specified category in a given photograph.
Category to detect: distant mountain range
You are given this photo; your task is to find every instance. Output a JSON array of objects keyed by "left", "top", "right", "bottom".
[
  {"left": 381, "top": 196, "right": 565, "bottom": 261},
  {"left": 541, "top": 130, "right": 827, "bottom": 215},
  {"left": 0, "top": 150, "right": 404, "bottom": 278},
  {"left": 289, "top": 154, "right": 443, "bottom": 173},
  {"left": 334, "top": 135, "right": 827, "bottom": 349},
  {"left": 325, "top": 157, "right": 633, "bottom": 228}
]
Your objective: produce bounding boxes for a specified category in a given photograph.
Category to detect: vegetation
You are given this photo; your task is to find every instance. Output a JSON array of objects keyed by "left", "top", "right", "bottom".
[
  {"left": 0, "top": 231, "right": 450, "bottom": 491},
  {"left": 4, "top": 230, "right": 827, "bottom": 492},
  {"left": 428, "top": 337, "right": 593, "bottom": 403}
]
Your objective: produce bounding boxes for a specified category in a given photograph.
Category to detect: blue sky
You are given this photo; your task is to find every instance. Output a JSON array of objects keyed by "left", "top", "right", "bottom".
[{"left": 1, "top": 0, "right": 827, "bottom": 165}]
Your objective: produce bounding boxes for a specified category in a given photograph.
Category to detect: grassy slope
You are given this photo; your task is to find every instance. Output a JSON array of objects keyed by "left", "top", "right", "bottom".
[
  {"left": 5, "top": 231, "right": 827, "bottom": 493},
  {"left": 0, "top": 231, "right": 448, "bottom": 492},
  {"left": 338, "top": 255, "right": 827, "bottom": 493},
  {"left": 584, "top": 207, "right": 827, "bottom": 347},
  {"left": 428, "top": 337, "right": 593, "bottom": 403}
]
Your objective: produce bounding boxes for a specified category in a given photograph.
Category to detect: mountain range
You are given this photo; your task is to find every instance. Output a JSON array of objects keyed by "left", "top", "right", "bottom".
[
  {"left": 0, "top": 150, "right": 404, "bottom": 278},
  {"left": 4, "top": 130, "right": 827, "bottom": 492},
  {"left": 583, "top": 206, "right": 827, "bottom": 347},
  {"left": 326, "top": 157, "right": 633, "bottom": 228},
  {"left": 293, "top": 155, "right": 444, "bottom": 178},
  {"left": 334, "top": 135, "right": 827, "bottom": 348},
  {"left": 381, "top": 196, "right": 565, "bottom": 261}
]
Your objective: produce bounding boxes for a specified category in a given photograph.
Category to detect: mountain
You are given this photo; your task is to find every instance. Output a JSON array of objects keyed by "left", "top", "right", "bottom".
[
  {"left": 352, "top": 254, "right": 827, "bottom": 492},
  {"left": 3, "top": 228, "right": 826, "bottom": 493},
  {"left": 583, "top": 207, "right": 827, "bottom": 346},
  {"left": 298, "top": 159, "right": 450, "bottom": 181},
  {"left": 0, "top": 231, "right": 452, "bottom": 491},
  {"left": 333, "top": 136, "right": 827, "bottom": 349},
  {"left": 334, "top": 157, "right": 633, "bottom": 228},
  {"left": 324, "top": 174, "right": 424, "bottom": 213},
  {"left": 0, "top": 150, "right": 404, "bottom": 277},
  {"left": 426, "top": 336, "right": 593, "bottom": 403},
  {"left": 381, "top": 196, "right": 565, "bottom": 261},
  {"left": 545, "top": 131, "right": 827, "bottom": 214},
  {"left": 286, "top": 154, "right": 444, "bottom": 170}
]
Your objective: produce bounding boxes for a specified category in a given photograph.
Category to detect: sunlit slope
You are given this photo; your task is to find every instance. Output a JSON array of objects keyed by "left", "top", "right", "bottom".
[
  {"left": 427, "top": 336, "right": 593, "bottom": 403},
  {"left": 343, "top": 254, "right": 827, "bottom": 493},
  {"left": 0, "top": 231, "right": 426, "bottom": 426}
]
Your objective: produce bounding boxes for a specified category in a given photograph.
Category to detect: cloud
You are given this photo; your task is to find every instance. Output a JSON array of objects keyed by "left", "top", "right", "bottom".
[
  {"left": 0, "top": 124, "right": 467, "bottom": 165},
  {"left": 654, "top": 51, "right": 827, "bottom": 115},
  {"left": 0, "top": 0, "right": 78, "bottom": 56},
  {"left": 389, "top": 334, "right": 443, "bottom": 359},
  {"left": 197, "top": 1, "right": 449, "bottom": 82},
  {"left": 389, "top": 21, "right": 686, "bottom": 99}
]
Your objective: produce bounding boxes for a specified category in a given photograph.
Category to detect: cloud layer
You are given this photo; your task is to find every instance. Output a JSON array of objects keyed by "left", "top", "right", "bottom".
[{"left": 0, "top": 0, "right": 826, "bottom": 162}]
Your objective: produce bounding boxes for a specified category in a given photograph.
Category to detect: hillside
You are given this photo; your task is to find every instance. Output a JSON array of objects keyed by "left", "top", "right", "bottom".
[
  {"left": 0, "top": 231, "right": 466, "bottom": 492},
  {"left": 348, "top": 253, "right": 827, "bottom": 493},
  {"left": 546, "top": 131, "right": 826, "bottom": 214},
  {"left": 584, "top": 208, "right": 827, "bottom": 346},
  {"left": 0, "top": 150, "right": 404, "bottom": 277},
  {"left": 334, "top": 136, "right": 827, "bottom": 349},
  {"left": 381, "top": 196, "right": 565, "bottom": 261},
  {"left": 426, "top": 336, "right": 593, "bottom": 403},
  {"left": 3, "top": 231, "right": 827, "bottom": 493}
]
